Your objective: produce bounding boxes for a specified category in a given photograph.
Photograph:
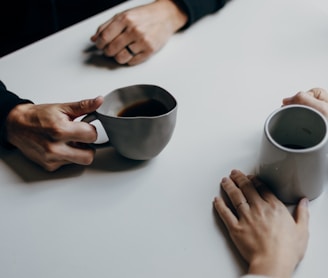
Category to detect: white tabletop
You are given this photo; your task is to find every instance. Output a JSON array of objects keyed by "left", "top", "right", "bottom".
[{"left": 1, "top": 0, "right": 328, "bottom": 277}]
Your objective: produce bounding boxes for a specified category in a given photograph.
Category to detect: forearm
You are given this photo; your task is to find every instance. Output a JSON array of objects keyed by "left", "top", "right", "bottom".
[{"left": 156, "top": 0, "right": 188, "bottom": 32}]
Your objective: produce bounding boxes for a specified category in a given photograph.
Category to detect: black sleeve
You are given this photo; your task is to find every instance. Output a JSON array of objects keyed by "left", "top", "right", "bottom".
[
  {"left": 175, "top": 0, "right": 227, "bottom": 29},
  {"left": 0, "top": 81, "right": 33, "bottom": 148}
]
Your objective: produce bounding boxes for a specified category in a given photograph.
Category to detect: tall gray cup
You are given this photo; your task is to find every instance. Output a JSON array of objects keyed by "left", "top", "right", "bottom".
[
  {"left": 82, "top": 84, "right": 177, "bottom": 160},
  {"left": 256, "top": 104, "right": 328, "bottom": 204}
]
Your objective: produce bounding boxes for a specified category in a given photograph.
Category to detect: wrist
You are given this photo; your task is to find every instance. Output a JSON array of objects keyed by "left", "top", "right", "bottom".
[
  {"left": 156, "top": 0, "right": 188, "bottom": 31},
  {"left": 5, "top": 103, "right": 34, "bottom": 147},
  {"left": 248, "top": 255, "right": 295, "bottom": 278}
]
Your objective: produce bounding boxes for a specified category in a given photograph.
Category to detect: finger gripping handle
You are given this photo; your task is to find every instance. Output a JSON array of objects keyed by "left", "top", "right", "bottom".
[{"left": 81, "top": 112, "right": 111, "bottom": 148}]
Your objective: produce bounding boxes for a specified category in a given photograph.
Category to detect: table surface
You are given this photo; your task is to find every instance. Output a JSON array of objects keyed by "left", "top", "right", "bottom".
[{"left": 1, "top": 0, "right": 328, "bottom": 277}]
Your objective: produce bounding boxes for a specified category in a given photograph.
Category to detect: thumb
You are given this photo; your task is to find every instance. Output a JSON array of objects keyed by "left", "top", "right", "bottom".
[{"left": 64, "top": 96, "right": 104, "bottom": 119}]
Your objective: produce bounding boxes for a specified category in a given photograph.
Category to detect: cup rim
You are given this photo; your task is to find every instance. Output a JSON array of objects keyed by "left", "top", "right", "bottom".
[
  {"left": 99, "top": 84, "right": 178, "bottom": 119},
  {"left": 264, "top": 104, "right": 328, "bottom": 153}
]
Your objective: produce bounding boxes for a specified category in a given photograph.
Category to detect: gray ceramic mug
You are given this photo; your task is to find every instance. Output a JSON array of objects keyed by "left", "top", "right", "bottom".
[
  {"left": 256, "top": 104, "right": 328, "bottom": 204},
  {"left": 82, "top": 84, "right": 177, "bottom": 160}
]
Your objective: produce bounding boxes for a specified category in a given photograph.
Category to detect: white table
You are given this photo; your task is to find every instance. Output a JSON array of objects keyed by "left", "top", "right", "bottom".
[{"left": 1, "top": 0, "right": 328, "bottom": 277}]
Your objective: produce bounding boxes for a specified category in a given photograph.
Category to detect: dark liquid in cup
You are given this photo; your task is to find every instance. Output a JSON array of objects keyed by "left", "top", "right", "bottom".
[
  {"left": 282, "top": 144, "right": 307, "bottom": 149},
  {"left": 118, "top": 99, "right": 168, "bottom": 117}
]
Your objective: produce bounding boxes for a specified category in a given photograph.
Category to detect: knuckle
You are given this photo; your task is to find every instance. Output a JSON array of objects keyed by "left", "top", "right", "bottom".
[
  {"left": 98, "top": 31, "right": 108, "bottom": 43},
  {"left": 79, "top": 100, "right": 88, "bottom": 110},
  {"left": 42, "top": 142, "right": 59, "bottom": 157},
  {"left": 83, "top": 154, "right": 95, "bottom": 165},
  {"left": 77, "top": 149, "right": 95, "bottom": 165},
  {"left": 86, "top": 128, "right": 98, "bottom": 142},
  {"left": 294, "top": 91, "right": 307, "bottom": 102},
  {"left": 104, "top": 44, "right": 117, "bottom": 56},
  {"left": 229, "top": 224, "right": 243, "bottom": 237},
  {"left": 128, "top": 54, "right": 149, "bottom": 66},
  {"left": 129, "top": 24, "right": 142, "bottom": 36},
  {"left": 43, "top": 162, "right": 60, "bottom": 172},
  {"left": 140, "top": 38, "right": 156, "bottom": 53},
  {"left": 118, "top": 12, "right": 134, "bottom": 25},
  {"left": 48, "top": 126, "right": 65, "bottom": 140},
  {"left": 115, "top": 53, "right": 128, "bottom": 64}
]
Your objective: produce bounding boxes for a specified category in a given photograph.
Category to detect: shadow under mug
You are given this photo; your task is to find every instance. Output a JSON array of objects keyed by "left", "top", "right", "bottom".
[
  {"left": 82, "top": 84, "right": 177, "bottom": 160},
  {"left": 256, "top": 104, "right": 328, "bottom": 204}
]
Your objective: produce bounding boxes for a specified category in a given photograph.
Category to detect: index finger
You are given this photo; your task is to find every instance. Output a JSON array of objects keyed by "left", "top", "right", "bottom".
[
  {"left": 229, "top": 170, "right": 264, "bottom": 205},
  {"left": 91, "top": 18, "right": 113, "bottom": 40},
  {"left": 94, "top": 16, "right": 127, "bottom": 49}
]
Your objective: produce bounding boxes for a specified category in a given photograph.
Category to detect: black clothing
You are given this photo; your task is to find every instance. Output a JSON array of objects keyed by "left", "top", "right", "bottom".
[
  {"left": 0, "top": 81, "right": 33, "bottom": 147},
  {"left": 0, "top": 0, "right": 123, "bottom": 57}
]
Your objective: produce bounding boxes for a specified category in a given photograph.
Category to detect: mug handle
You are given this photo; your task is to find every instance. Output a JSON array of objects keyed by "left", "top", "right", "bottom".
[{"left": 81, "top": 112, "right": 112, "bottom": 148}]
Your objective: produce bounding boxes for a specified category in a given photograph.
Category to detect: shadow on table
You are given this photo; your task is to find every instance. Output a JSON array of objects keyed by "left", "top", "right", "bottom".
[
  {"left": 0, "top": 146, "right": 148, "bottom": 183},
  {"left": 83, "top": 44, "right": 125, "bottom": 70},
  {"left": 89, "top": 147, "right": 149, "bottom": 172},
  {"left": 0, "top": 148, "right": 84, "bottom": 182}
]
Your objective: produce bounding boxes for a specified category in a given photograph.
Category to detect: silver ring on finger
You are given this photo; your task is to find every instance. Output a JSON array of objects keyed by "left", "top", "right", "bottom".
[{"left": 235, "top": 200, "right": 248, "bottom": 210}]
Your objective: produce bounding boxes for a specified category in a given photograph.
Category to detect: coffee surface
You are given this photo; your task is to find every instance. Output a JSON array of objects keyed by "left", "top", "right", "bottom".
[{"left": 118, "top": 99, "right": 168, "bottom": 117}]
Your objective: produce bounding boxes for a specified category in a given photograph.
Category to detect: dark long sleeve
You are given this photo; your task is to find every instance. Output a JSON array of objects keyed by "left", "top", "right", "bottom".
[
  {"left": 0, "top": 81, "right": 32, "bottom": 147},
  {"left": 176, "top": 0, "right": 227, "bottom": 29}
]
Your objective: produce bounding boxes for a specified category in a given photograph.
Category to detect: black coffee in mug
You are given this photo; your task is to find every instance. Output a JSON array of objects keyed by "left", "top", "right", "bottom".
[{"left": 118, "top": 99, "right": 168, "bottom": 117}]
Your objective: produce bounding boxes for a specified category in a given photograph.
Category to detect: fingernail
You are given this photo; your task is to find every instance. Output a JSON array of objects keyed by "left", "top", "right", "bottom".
[
  {"left": 230, "top": 169, "right": 238, "bottom": 175},
  {"left": 94, "top": 95, "right": 103, "bottom": 103},
  {"left": 301, "top": 198, "right": 309, "bottom": 207},
  {"left": 221, "top": 177, "right": 228, "bottom": 184}
]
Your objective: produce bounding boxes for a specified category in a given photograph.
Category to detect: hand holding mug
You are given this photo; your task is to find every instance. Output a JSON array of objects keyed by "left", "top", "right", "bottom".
[
  {"left": 5, "top": 97, "right": 104, "bottom": 171},
  {"left": 214, "top": 169, "right": 309, "bottom": 278},
  {"left": 283, "top": 87, "right": 328, "bottom": 117}
]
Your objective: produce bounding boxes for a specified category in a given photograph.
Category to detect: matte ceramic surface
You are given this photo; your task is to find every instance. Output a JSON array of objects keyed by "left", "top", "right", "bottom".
[
  {"left": 83, "top": 84, "right": 177, "bottom": 160},
  {"left": 256, "top": 105, "right": 328, "bottom": 203}
]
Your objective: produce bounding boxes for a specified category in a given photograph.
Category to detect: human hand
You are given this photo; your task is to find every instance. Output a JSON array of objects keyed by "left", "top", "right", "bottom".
[
  {"left": 5, "top": 96, "right": 104, "bottom": 171},
  {"left": 282, "top": 87, "right": 328, "bottom": 118},
  {"left": 213, "top": 169, "right": 309, "bottom": 278},
  {"left": 90, "top": 0, "right": 187, "bottom": 65}
]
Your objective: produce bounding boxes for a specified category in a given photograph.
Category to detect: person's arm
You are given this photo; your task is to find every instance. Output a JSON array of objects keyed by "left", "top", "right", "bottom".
[
  {"left": 214, "top": 169, "right": 309, "bottom": 278},
  {"left": 1, "top": 81, "right": 104, "bottom": 171},
  {"left": 0, "top": 81, "right": 33, "bottom": 148},
  {"left": 4, "top": 96, "right": 104, "bottom": 171}
]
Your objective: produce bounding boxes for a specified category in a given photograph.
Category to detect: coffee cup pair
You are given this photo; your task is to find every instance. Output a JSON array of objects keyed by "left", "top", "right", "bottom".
[
  {"left": 84, "top": 85, "right": 327, "bottom": 204},
  {"left": 82, "top": 84, "right": 177, "bottom": 160},
  {"left": 256, "top": 105, "right": 328, "bottom": 204}
]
